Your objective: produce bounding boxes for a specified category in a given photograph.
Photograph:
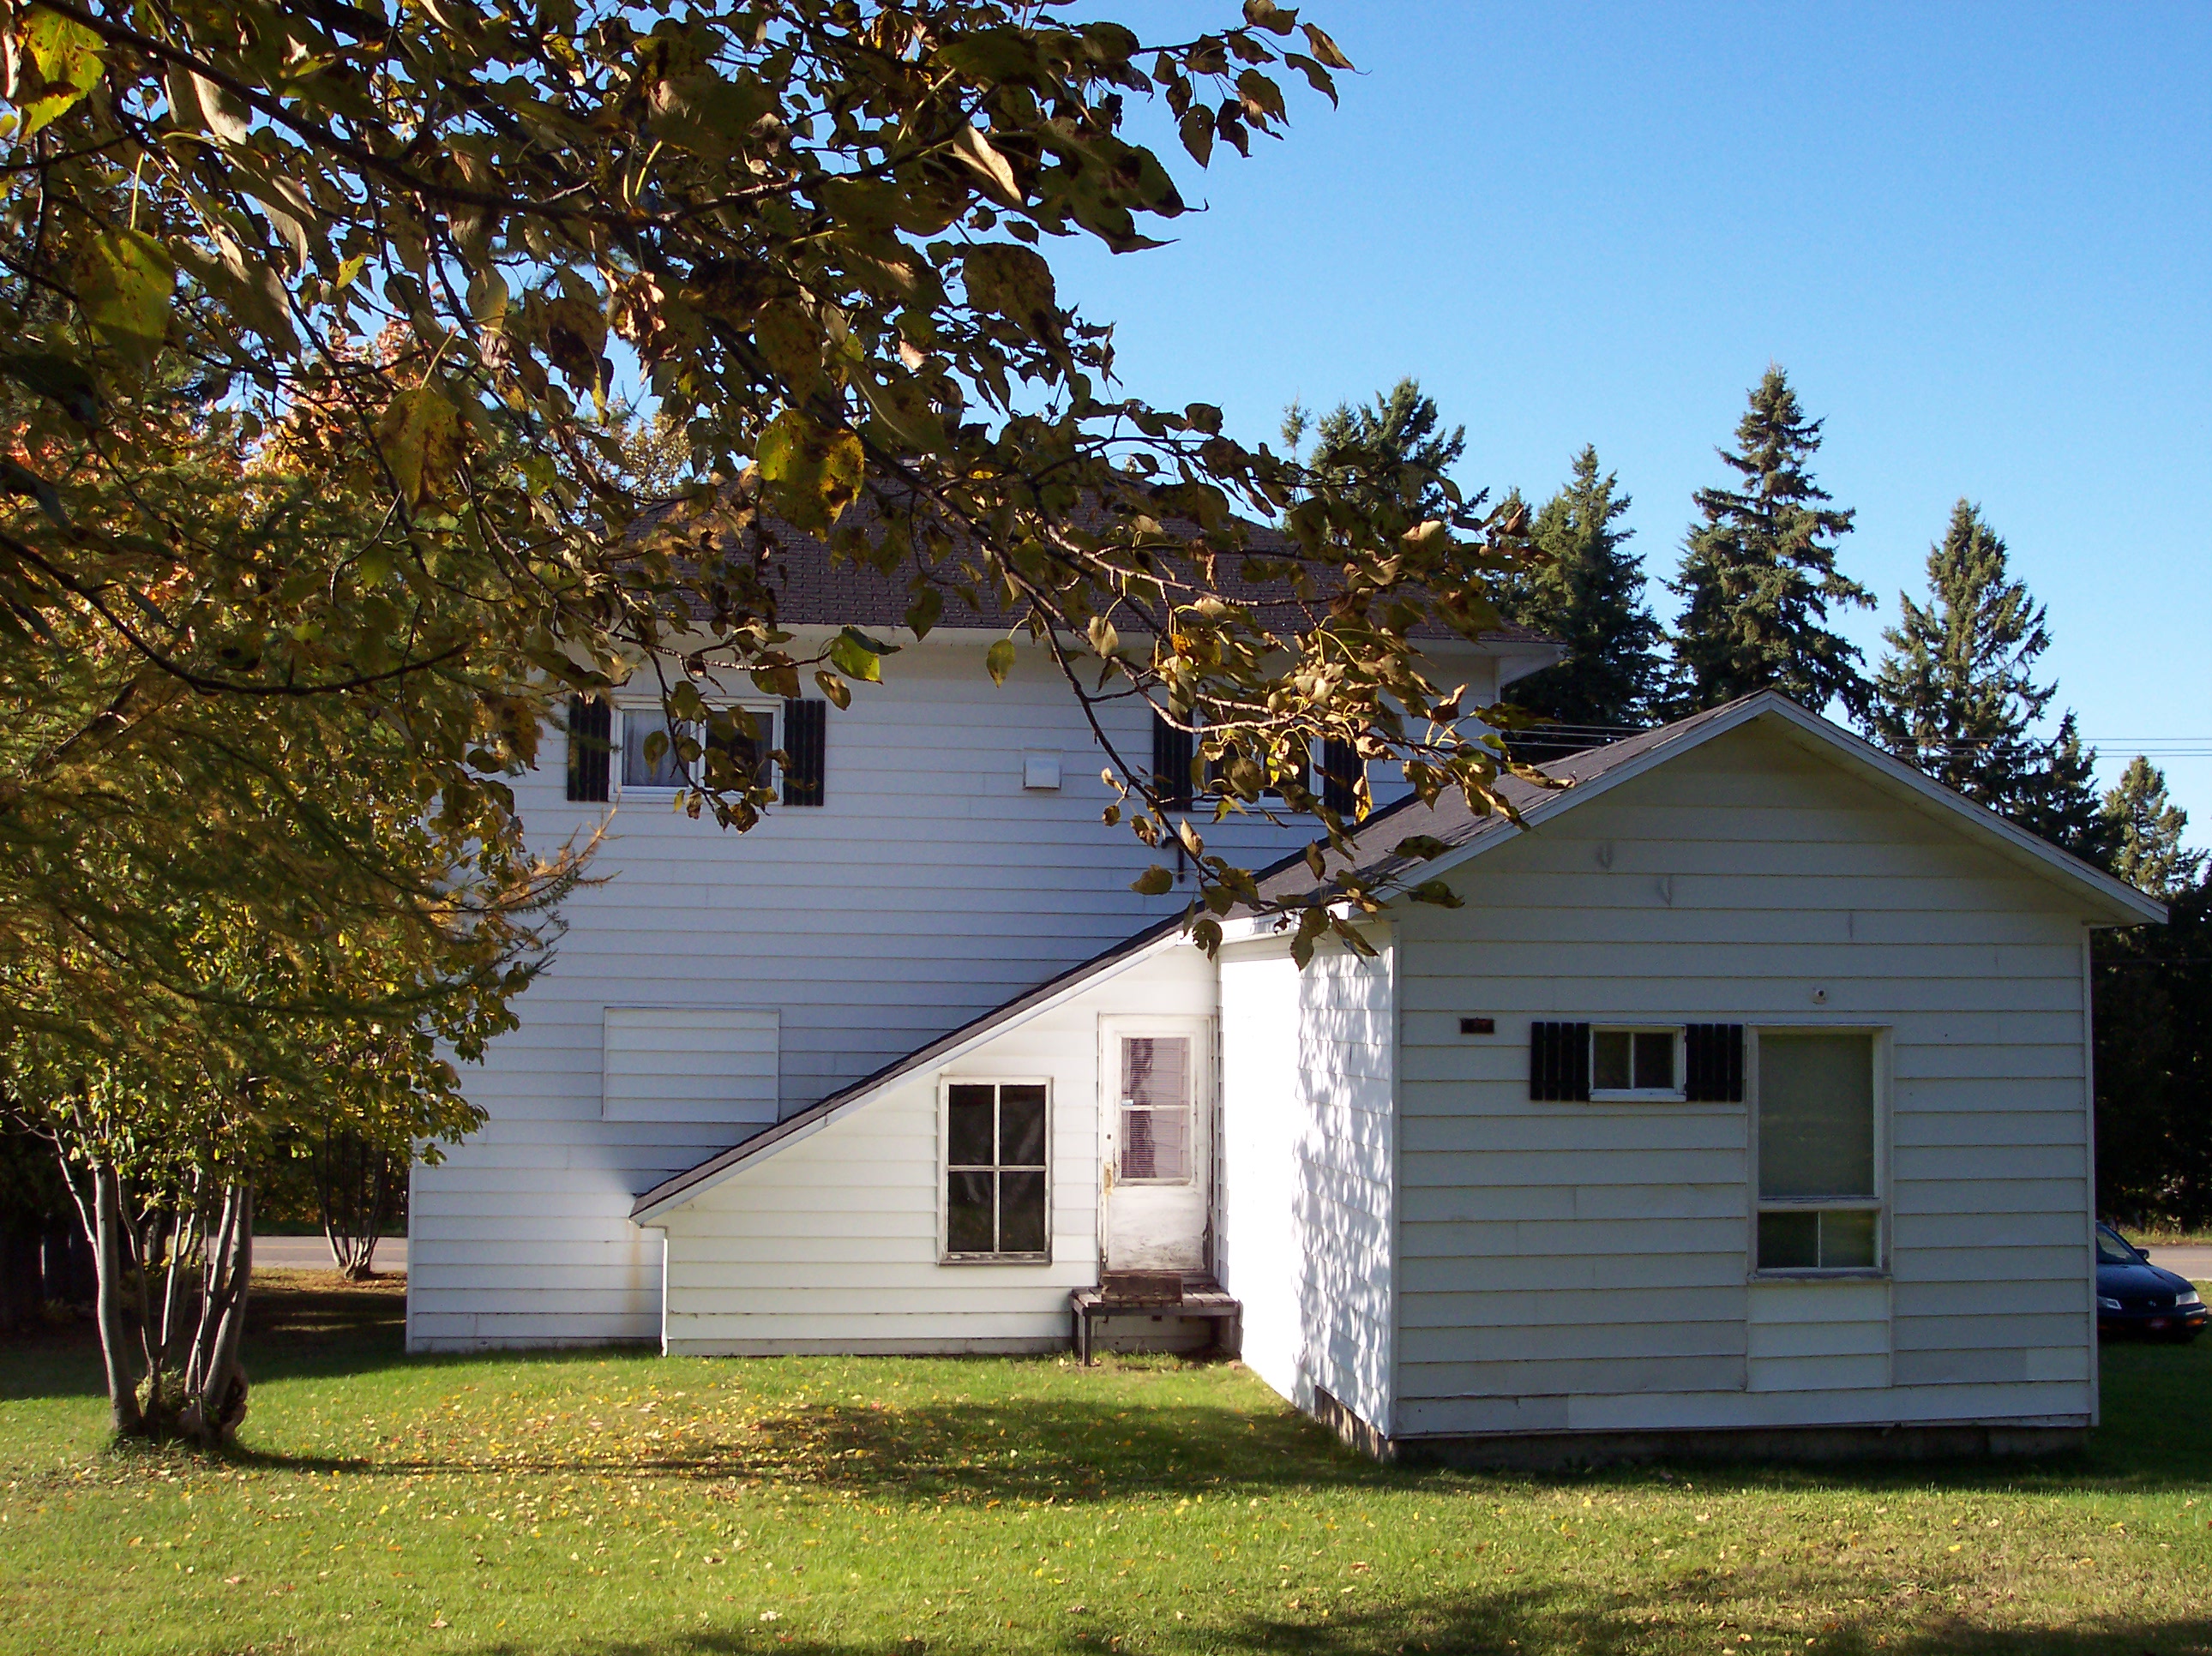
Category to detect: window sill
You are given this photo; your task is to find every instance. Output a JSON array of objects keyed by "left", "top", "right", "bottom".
[
  {"left": 941, "top": 1253, "right": 1053, "bottom": 1266},
  {"left": 1589, "top": 1089, "right": 1688, "bottom": 1104},
  {"left": 1750, "top": 1269, "right": 1888, "bottom": 1282}
]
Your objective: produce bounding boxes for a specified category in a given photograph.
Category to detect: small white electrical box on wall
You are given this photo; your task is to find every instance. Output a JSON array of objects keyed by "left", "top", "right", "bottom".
[{"left": 1022, "top": 752, "right": 1062, "bottom": 790}]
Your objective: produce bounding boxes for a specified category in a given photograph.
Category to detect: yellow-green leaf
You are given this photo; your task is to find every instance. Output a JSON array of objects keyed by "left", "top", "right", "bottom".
[
  {"left": 754, "top": 410, "right": 862, "bottom": 535},
  {"left": 827, "top": 627, "right": 883, "bottom": 683},
  {"left": 1131, "top": 866, "right": 1175, "bottom": 897},
  {"left": 813, "top": 669, "right": 851, "bottom": 711},
  {"left": 985, "top": 638, "right": 1017, "bottom": 686},
  {"left": 375, "top": 385, "right": 464, "bottom": 506},
  {"left": 73, "top": 231, "right": 174, "bottom": 362},
  {"left": 16, "top": 10, "right": 104, "bottom": 135}
]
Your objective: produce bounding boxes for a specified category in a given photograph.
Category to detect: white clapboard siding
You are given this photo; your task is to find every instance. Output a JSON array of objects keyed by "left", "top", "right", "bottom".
[
  {"left": 601, "top": 1007, "right": 780, "bottom": 1123},
  {"left": 1217, "top": 931, "right": 1397, "bottom": 1437},
  {"left": 408, "top": 630, "right": 1423, "bottom": 1350},
  {"left": 651, "top": 941, "right": 1216, "bottom": 1353},
  {"left": 1389, "top": 717, "right": 2098, "bottom": 1437}
]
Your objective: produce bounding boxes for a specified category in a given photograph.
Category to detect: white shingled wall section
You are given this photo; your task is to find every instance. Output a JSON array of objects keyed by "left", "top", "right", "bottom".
[
  {"left": 1218, "top": 928, "right": 1397, "bottom": 1437},
  {"left": 1390, "top": 715, "right": 2100, "bottom": 1439},
  {"left": 651, "top": 942, "right": 1217, "bottom": 1353},
  {"left": 408, "top": 635, "right": 1422, "bottom": 1350}
]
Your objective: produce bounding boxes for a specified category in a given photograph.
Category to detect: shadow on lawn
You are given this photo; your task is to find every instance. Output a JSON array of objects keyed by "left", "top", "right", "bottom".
[{"left": 433, "top": 1581, "right": 2212, "bottom": 1656}]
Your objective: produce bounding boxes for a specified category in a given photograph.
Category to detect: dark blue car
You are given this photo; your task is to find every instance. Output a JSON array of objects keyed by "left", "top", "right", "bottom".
[{"left": 2097, "top": 1223, "right": 2206, "bottom": 1341}]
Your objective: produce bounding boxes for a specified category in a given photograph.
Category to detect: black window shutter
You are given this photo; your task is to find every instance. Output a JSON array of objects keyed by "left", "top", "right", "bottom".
[
  {"left": 781, "top": 699, "right": 826, "bottom": 806},
  {"left": 1530, "top": 1021, "right": 1591, "bottom": 1102},
  {"left": 1321, "top": 738, "right": 1361, "bottom": 818},
  {"left": 1683, "top": 1023, "right": 1746, "bottom": 1102},
  {"left": 1152, "top": 711, "right": 1194, "bottom": 810},
  {"left": 566, "top": 694, "right": 610, "bottom": 802}
]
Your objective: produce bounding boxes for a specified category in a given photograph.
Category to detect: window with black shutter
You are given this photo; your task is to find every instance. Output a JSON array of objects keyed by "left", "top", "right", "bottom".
[
  {"left": 1321, "top": 738, "right": 1361, "bottom": 818},
  {"left": 1151, "top": 711, "right": 1194, "bottom": 810},
  {"left": 782, "top": 698, "right": 826, "bottom": 807},
  {"left": 1529, "top": 1021, "right": 1591, "bottom": 1101},
  {"left": 566, "top": 694, "right": 611, "bottom": 802}
]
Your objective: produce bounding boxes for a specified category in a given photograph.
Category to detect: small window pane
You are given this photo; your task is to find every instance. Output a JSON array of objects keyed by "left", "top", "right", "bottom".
[
  {"left": 704, "top": 710, "right": 768, "bottom": 788},
  {"left": 1122, "top": 1038, "right": 1188, "bottom": 1109},
  {"left": 1632, "top": 1031, "right": 1675, "bottom": 1090},
  {"left": 1758, "top": 1209, "right": 1820, "bottom": 1269},
  {"left": 946, "top": 1171, "right": 994, "bottom": 1253},
  {"left": 1820, "top": 1209, "right": 1878, "bottom": 1269},
  {"left": 1592, "top": 1029, "right": 1632, "bottom": 1091},
  {"left": 1121, "top": 1107, "right": 1189, "bottom": 1181},
  {"left": 947, "top": 1086, "right": 995, "bottom": 1167},
  {"left": 1758, "top": 1033, "right": 1875, "bottom": 1199},
  {"left": 622, "top": 710, "right": 686, "bottom": 789},
  {"left": 1000, "top": 1086, "right": 1047, "bottom": 1166},
  {"left": 998, "top": 1172, "right": 1048, "bottom": 1254}
]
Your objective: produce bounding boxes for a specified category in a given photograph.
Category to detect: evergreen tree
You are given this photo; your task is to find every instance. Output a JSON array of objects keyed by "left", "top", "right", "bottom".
[
  {"left": 1500, "top": 446, "right": 1665, "bottom": 742},
  {"left": 2096, "top": 872, "right": 2212, "bottom": 1225},
  {"left": 2010, "top": 711, "right": 2118, "bottom": 865},
  {"left": 2103, "top": 756, "right": 2206, "bottom": 897},
  {"left": 1669, "top": 367, "right": 1872, "bottom": 717},
  {"left": 1283, "top": 378, "right": 1470, "bottom": 523},
  {"left": 1867, "top": 500, "right": 2055, "bottom": 812}
]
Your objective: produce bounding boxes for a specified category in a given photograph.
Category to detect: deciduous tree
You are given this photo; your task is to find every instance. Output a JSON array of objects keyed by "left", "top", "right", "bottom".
[{"left": 3, "top": 1, "right": 1531, "bottom": 982}]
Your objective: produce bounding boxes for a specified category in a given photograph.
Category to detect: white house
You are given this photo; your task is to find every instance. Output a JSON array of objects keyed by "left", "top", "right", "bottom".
[{"left": 410, "top": 561, "right": 2161, "bottom": 1462}]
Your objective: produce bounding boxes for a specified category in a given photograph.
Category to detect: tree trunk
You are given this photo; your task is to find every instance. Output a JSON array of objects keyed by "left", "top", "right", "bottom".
[
  {"left": 89, "top": 1164, "right": 144, "bottom": 1436},
  {"left": 185, "top": 1182, "right": 252, "bottom": 1448}
]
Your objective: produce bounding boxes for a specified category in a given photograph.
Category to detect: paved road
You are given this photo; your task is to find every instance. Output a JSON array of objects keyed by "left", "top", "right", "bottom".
[
  {"left": 252, "top": 1235, "right": 407, "bottom": 1273},
  {"left": 2146, "top": 1245, "right": 2212, "bottom": 1284}
]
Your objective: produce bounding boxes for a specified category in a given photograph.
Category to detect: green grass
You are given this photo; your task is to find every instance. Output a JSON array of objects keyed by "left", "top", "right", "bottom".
[{"left": 4, "top": 1273, "right": 2212, "bottom": 1655}]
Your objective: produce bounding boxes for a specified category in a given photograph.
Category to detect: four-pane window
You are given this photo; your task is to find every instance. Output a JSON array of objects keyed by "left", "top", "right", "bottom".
[{"left": 944, "top": 1082, "right": 1049, "bottom": 1259}]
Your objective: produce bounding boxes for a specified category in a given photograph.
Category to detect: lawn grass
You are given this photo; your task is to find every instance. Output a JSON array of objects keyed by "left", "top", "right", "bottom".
[{"left": 4, "top": 1271, "right": 2212, "bottom": 1655}]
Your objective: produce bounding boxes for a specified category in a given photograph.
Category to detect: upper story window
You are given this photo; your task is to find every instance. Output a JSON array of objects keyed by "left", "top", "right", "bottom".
[
  {"left": 621, "top": 704, "right": 772, "bottom": 793},
  {"left": 567, "top": 695, "right": 827, "bottom": 807},
  {"left": 1149, "top": 711, "right": 1361, "bottom": 818},
  {"left": 1756, "top": 1030, "right": 1881, "bottom": 1273}
]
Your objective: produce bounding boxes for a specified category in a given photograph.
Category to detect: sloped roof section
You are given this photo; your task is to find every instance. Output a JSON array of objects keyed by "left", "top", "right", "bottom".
[{"left": 645, "top": 487, "right": 1555, "bottom": 649}]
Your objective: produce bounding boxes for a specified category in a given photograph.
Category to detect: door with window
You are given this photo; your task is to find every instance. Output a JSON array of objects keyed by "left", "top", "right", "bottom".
[{"left": 1099, "top": 1017, "right": 1211, "bottom": 1275}]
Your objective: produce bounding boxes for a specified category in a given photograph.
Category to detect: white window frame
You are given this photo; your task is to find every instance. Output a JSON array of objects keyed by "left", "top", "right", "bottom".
[
  {"left": 611, "top": 697, "right": 779, "bottom": 798},
  {"left": 1747, "top": 1025, "right": 1890, "bottom": 1280},
  {"left": 938, "top": 1075, "right": 1054, "bottom": 1265},
  {"left": 1588, "top": 1023, "right": 1686, "bottom": 1102}
]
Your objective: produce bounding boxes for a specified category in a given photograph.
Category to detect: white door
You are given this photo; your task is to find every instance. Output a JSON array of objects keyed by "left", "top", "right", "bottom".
[{"left": 1100, "top": 1017, "right": 1211, "bottom": 1275}]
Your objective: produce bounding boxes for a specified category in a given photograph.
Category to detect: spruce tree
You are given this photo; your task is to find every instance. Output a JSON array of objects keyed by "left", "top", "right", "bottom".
[
  {"left": 1867, "top": 500, "right": 2055, "bottom": 812},
  {"left": 1500, "top": 446, "right": 1665, "bottom": 742},
  {"left": 2010, "top": 711, "right": 2117, "bottom": 865},
  {"left": 2103, "top": 756, "right": 2206, "bottom": 897},
  {"left": 1669, "top": 367, "right": 1872, "bottom": 717},
  {"left": 1283, "top": 378, "right": 1470, "bottom": 523}
]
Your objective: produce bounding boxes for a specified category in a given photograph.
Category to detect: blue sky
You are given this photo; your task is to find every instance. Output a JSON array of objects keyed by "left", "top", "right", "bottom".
[{"left": 1049, "top": 1, "right": 2211, "bottom": 828}]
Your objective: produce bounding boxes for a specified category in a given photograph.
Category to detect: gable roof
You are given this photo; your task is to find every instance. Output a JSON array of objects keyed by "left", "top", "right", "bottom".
[
  {"left": 1260, "top": 690, "right": 2166, "bottom": 928},
  {"left": 630, "top": 689, "right": 2162, "bottom": 1221}
]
